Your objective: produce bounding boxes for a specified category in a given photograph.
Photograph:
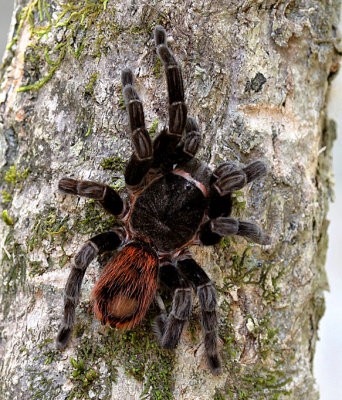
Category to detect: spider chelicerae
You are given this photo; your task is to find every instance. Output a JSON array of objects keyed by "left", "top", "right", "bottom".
[{"left": 56, "top": 26, "right": 270, "bottom": 375}]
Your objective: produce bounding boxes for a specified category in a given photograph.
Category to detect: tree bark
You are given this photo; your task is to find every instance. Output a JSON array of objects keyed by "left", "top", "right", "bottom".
[{"left": 0, "top": 1, "right": 340, "bottom": 399}]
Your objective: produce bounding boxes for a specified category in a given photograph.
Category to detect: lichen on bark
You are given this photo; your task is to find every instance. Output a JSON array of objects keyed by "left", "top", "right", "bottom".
[{"left": 0, "top": 0, "right": 341, "bottom": 399}]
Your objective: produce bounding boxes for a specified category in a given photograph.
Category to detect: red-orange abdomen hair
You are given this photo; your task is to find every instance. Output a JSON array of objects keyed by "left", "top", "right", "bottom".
[{"left": 91, "top": 241, "right": 159, "bottom": 329}]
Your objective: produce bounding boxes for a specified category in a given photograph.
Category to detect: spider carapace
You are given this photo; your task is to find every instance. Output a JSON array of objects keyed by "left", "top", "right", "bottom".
[{"left": 56, "top": 26, "right": 270, "bottom": 375}]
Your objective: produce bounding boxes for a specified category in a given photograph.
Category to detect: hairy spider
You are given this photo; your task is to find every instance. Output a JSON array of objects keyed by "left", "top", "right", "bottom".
[{"left": 56, "top": 26, "right": 270, "bottom": 375}]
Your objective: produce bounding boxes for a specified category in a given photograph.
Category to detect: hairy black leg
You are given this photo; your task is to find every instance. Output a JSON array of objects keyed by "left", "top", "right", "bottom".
[
  {"left": 152, "top": 26, "right": 189, "bottom": 169},
  {"left": 155, "top": 26, "right": 187, "bottom": 135},
  {"left": 121, "top": 68, "right": 153, "bottom": 186},
  {"left": 58, "top": 178, "right": 123, "bottom": 216},
  {"left": 56, "top": 230, "right": 123, "bottom": 349},
  {"left": 154, "top": 263, "right": 193, "bottom": 349},
  {"left": 177, "top": 257, "right": 222, "bottom": 375},
  {"left": 199, "top": 217, "right": 271, "bottom": 245},
  {"left": 212, "top": 160, "right": 268, "bottom": 196}
]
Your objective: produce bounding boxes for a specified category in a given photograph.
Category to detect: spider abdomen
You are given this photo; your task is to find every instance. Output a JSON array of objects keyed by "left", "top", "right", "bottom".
[
  {"left": 130, "top": 173, "right": 207, "bottom": 252},
  {"left": 91, "top": 241, "right": 159, "bottom": 329}
]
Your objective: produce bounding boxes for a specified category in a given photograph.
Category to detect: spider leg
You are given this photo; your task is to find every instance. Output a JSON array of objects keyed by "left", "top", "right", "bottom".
[
  {"left": 153, "top": 263, "right": 193, "bottom": 350},
  {"left": 177, "top": 256, "right": 222, "bottom": 375},
  {"left": 58, "top": 178, "right": 123, "bottom": 216},
  {"left": 153, "top": 26, "right": 199, "bottom": 169},
  {"left": 121, "top": 67, "right": 153, "bottom": 187},
  {"left": 56, "top": 230, "right": 123, "bottom": 349},
  {"left": 212, "top": 160, "right": 268, "bottom": 197},
  {"left": 199, "top": 217, "right": 271, "bottom": 246},
  {"left": 155, "top": 25, "right": 187, "bottom": 136}
]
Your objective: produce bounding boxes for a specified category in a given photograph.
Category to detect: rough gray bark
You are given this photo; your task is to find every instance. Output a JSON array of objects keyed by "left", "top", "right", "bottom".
[{"left": 0, "top": 1, "right": 340, "bottom": 399}]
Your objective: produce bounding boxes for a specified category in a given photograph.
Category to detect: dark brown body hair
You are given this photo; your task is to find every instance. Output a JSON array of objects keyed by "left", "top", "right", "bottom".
[{"left": 91, "top": 242, "right": 159, "bottom": 329}]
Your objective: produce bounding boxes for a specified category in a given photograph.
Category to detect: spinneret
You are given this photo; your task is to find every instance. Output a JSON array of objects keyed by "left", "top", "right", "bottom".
[{"left": 56, "top": 26, "right": 270, "bottom": 375}]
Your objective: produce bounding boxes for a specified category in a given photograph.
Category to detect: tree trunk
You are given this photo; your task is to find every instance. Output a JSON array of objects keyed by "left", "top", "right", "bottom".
[{"left": 0, "top": 1, "right": 340, "bottom": 399}]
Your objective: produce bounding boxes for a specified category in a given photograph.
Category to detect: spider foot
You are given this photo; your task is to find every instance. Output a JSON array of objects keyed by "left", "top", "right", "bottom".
[
  {"left": 207, "top": 217, "right": 271, "bottom": 245},
  {"left": 56, "top": 324, "right": 72, "bottom": 350},
  {"left": 204, "top": 332, "right": 222, "bottom": 375},
  {"left": 197, "top": 283, "right": 221, "bottom": 374},
  {"left": 154, "top": 25, "right": 167, "bottom": 46},
  {"left": 237, "top": 221, "right": 271, "bottom": 245},
  {"left": 121, "top": 67, "right": 134, "bottom": 86},
  {"left": 243, "top": 160, "right": 268, "bottom": 183}
]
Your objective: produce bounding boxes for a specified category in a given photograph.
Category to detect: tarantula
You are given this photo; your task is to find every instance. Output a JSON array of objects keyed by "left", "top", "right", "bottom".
[{"left": 56, "top": 26, "right": 270, "bottom": 375}]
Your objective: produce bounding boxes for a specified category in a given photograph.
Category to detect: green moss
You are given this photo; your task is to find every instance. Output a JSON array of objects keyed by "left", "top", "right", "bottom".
[
  {"left": 6, "top": 0, "right": 40, "bottom": 51},
  {"left": 1, "top": 165, "right": 30, "bottom": 205},
  {"left": 188, "top": 317, "right": 199, "bottom": 343},
  {"left": 74, "top": 200, "right": 117, "bottom": 235},
  {"left": 28, "top": 260, "right": 48, "bottom": 277},
  {"left": 1, "top": 189, "right": 13, "bottom": 203},
  {"left": 36, "top": 338, "right": 60, "bottom": 366},
  {"left": 220, "top": 237, "right": 232, "bottom": 249},
  {"left": 214, "top": 390, "right": 226, "bottom": 400},
  {"left": 2, "top": 210, "right": 14, "bottom": 225},
  {"left": 118, "top": 84, "right": 125, "bottom": 109},
  {"left": 4, "top": 165, "right": 30, "bottom": 185},
  {"left": 84, "top": 72, "right": 99, "bottom": 97},
  {"left": 100, "top": 156, "right": 126, "bottom": 172},
  {"left": 219, "top": 244, "right": 282, "bottom": 303},
  {"left": 70, "top": 357, "right": 98, "bottom": 390},
  {"left": 14, "top": 0, "right": 108, "bottom": 92},
  {"left": 25, "top": 332, "right": 63, "bottom": 399},
  {"left": 222, "top": 246, "right": 256, "bottom": 288},
  {"left": 27, "top": 207, "right": 71, "bottom": 252},
  {"left": 149, "top": 118, "right": 159, "bottom": 137},
  {"left": 85, "top": 114, "right": 95, "bottom": 137},
  {"left": 115, "top": 329, "right": 175, "bottom": 399},
  {"left": 153, "top": 56, "right": 162, "bottom": 78},
  {"left": 29, "top": 375, "right": 62, "bottom": 400},
  {"left": 110, "top": 178, "right": 125, "bottom": 193},
  {"left": 219, "top": 305, "right": 292, "bottom": 399},
  {"left": 27, "top": 201, "right": 117, "bottom": 257},
  {"left": 217, "top": 236, "right": 292, "bottom": 399},
  {"left": 67, "top": 305, "right": 175, "bottom": 400},
  {"left": 231, "top": 190, "right": 246, "bottom": 211},
  {"left": 1, "top": 231, "right": 27, "bottom": 315},
  {"left": 11, "top": 0, "right": 167, "bottom": 93},
  {"left": 18, "top": 64, "right": 63, "bottom": 92}
]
